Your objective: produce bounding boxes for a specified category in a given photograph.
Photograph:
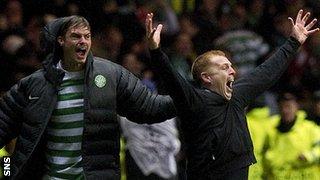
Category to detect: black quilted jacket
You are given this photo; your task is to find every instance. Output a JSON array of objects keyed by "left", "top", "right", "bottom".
[{"left": 0, "top": 17, "right": 175, "bottom": 180}]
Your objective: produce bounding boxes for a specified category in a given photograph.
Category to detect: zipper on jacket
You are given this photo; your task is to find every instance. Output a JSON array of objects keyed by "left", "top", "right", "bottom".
[{"left": 81, "top": 58, "right": 92, "bottom": 179}]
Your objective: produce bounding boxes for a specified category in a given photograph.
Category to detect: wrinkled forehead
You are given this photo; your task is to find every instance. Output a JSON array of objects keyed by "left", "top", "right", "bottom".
[
  {"left": 208, "top": 55, "right": 232, "bottom": 66},
  {"left": 66, "top": 25, "right": 91, "bottom": 36}
]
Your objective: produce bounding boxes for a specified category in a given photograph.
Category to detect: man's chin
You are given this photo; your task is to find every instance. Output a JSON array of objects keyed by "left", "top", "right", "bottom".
[
  {"left": 225, "top": 94, "right": 232, "bottom": 100},
  {"left": 75, "top": 57, "right": 87, "bottom": 64}
]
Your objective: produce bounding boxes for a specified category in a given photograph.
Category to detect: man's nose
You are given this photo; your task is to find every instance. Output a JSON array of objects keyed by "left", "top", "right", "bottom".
[
  {"left": 229, "top": 67, "right": 236, "bottom": 75},
  {"left": 79, "top": 36, "right": 87, "bottom": 43}
]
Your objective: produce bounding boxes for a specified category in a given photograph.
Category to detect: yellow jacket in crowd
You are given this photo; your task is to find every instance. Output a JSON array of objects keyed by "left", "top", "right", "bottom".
[
  {"left": 247, "top": 107, "right": 273, "bottom": 180},
  {"left": 262, "top": 111, "right": 320, "bottom": 180}
]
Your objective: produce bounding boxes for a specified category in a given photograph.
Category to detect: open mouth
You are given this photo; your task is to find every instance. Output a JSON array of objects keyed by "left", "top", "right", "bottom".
[
  {"left": 75, "top": 46, "right": 87, "bottom": 57},
  {"left": 226, "top": 79, "right": 234, "bottom": 90}
]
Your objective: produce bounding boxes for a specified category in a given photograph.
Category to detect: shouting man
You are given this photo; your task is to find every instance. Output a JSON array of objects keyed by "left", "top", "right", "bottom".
[
  {"left": 0, "top": 16, "right": 175, "bottom": 179},
  {"left": 146, "top": 10, "right": 318, "bottom": 179}
]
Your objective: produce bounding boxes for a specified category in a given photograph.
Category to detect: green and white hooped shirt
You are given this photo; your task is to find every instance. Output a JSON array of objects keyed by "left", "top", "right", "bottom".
[{"left": 44, "top": 61, "right": 85, "bottom": 180}]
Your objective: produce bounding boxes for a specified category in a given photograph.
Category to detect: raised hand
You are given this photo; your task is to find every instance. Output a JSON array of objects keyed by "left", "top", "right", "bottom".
[
  {"left": 288, "top": 9, "right": 319, "bottom": 44},
  {"left": 145, "top": 13, "right": 163, "bottom": 50}
]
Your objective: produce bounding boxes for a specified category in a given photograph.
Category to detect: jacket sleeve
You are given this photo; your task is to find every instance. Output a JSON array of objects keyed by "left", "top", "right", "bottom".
[
  {"left": 233, "top": 37, "right": 301, "bottom": 107},
  {"left": 148, "top": 48, "right": 204, "bottom": 113},
  {"left": 301, "top": 124, "right": 320, "bottom": 164},
  {"left": 116, "top": 67, "right": 176, "bottom": 124},
  {"left": 302, "top": 141, "right": 320, "bottom": 164},
  {"left": 0, "top": 81, "right": 26, "bottom": 148}
]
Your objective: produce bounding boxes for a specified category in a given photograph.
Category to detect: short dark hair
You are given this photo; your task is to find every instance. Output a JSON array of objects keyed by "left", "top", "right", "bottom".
[{"left": 57, "top": 15, "right": 90, "bottom": 37}]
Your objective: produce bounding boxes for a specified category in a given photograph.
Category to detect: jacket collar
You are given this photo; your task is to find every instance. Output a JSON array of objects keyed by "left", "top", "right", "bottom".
[
  {"left": 201, "top": 85, "right": 229, "bottom": 104},
  {"left": 43, "top": 52, "right": 94, "bottom": 87},
  {"left": 42, "top": 53, "right": 64, "bottom": 87}
]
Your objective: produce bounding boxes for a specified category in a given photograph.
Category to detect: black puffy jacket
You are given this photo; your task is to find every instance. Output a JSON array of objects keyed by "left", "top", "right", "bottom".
[{"left": 0, "top": 17, "right": 175, "bottom": 180}]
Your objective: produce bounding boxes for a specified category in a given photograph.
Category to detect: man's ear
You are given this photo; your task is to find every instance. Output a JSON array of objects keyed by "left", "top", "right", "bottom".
[
  {"left": 57, "top": 36, "right": 64, "bottom": 46},
  {"left": 200, "top": 72, "right": 211, "bottom": 84}
]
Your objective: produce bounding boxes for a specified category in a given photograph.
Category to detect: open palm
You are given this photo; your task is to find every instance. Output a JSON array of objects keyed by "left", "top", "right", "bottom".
[
  {"left": 289, "top": 10, "right": 319, "bottom": 44},
  {"left": 145, "top": 13, "right": 163, "bottom": 50}
]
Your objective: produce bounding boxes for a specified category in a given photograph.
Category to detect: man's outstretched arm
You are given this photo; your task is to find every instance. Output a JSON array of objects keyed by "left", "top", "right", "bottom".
[
  {"left": 233, "top": 10, "right": 319, "bottom": 107},
  {"left": 146, "top": 13, "right": 204, "bottom": 114},
  {"left": 116, "top": 66, "right": 176, "bottom": 124},
  {"left": 0, "top": 81, "right": 26, "bottom": 147}
]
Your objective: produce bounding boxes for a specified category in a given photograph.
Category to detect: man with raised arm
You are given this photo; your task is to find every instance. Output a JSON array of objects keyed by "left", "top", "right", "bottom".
[
  {"left": 146, "top": 10, "right": 319, "bottom": 179},
  {"left": 0, "top": 15, "right": 176, "bottom": 179}
]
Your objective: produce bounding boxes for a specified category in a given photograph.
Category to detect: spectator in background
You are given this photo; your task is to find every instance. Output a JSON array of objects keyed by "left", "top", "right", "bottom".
[
  {"left": 301, "top": 32, "right": 320, "bottom": 93},
  {"left": 4, "top": 0, "right": 24, "bottom": 34},
  {"left": 91, "top": 25, "right": 124, "bottom": 62},
  {"left": 307, "top": 90, "right": 320, "bottom": 125},
  {"left": 262, "top": 93, "right": 320, "bottom": 180},
  {"left": 25, "top": 16, "right": 44, "bottom": 52},
  {"left": 65, "top": 0, "right": 81, "bottom": 16},
  {"left": 246, "top": 97, "right": 273, "bottom": 180},
  {"left": 130, "top": 0, "right": 180, "bottom": 49},
  {"left": 167, "top": 33, "right": 195, "bottom": 81},
  {"left": 0, "top": 14, "right": 8, "bottom": 33},
  {"left": 152, "top": 0, "right": 180, "bottom": 36},
  {"left": 286, "top": 0, "right": 306, "bottom": 17},
  {"left": 120, "top": 51, "right": 180, "bottom": 180},
  {"left": 105, "top": 26, "right": 124, "bottom": 59},
  {"left": 101, "top": 0, "right": 145, "bottom": 44},
  {"left": 169, "top": 0, "right": 196, "bottom": 15},
  {"left": 121, "top": 53, "right": 145, "bottom": 78},
  {"left": 214, "top": 29, "right": 270, "bottom": 76},
  {"left": 193, "top": 0, "right": 222, "bottom": 54},
  {"left": 43, "top": 13, "right": 58, "bottom": 24},
  {"left": 178, "top": 13, "right": 199, "bottom": 40},
  {"left": 1, "top": 34, "right": 25, "bottom": 56},
  {"left": 141, "top": 69, "right": 157, "bottom": 92},
  {"left": 36, "top": 0, "right": 79, "bottom": 17},
  {"left": 0, "top": 34, "right": 26, "bottom": 91},
  {"left": 214, "top": 2, "right": 270, "bottom": 77},
  {"left": 270, "top": 12, "right": 293, "bottom": 48},
  {"left": 16, "top": 16, "right": 45, "bottom": 72},
  {"left": 246, "top": 0, "right": 266, "bottom": 34}
]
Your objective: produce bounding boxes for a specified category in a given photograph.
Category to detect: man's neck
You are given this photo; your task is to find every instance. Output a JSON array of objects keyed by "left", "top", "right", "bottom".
[
  {"left": 61, "top": 59, "right": 85, "bottom": 72},
  {"left": 202, "top": 83, "right": 215, "bottom": 93}
]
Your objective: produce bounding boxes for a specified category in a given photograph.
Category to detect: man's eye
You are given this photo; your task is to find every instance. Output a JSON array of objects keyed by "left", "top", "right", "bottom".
[
  {"left": 71, "top": 34, "right": 80, "bottom": 39},
  {"left": 71, "top": 36, "right": 78, "bottom": 40}
]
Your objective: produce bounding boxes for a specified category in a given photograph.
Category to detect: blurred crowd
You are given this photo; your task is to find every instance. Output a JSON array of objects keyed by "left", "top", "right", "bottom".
[
  {"left": 2, "top": 0, "right": 320, "bottom": 116},
  {"left": 0, "top": 0, "right": 319, "bottom": 179}
]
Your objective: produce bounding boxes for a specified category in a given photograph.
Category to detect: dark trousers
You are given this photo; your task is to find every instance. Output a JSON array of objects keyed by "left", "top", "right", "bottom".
[
  {"left": 212, "top": 166, "right": 249, "bottom": 180},
  {"left": 188, "top": 166, "right": 249, "bottom": 180}
]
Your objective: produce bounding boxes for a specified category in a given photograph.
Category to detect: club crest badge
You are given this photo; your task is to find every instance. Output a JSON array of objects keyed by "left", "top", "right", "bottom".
[{"left": 94, "top": 75, "right": 106, "bottom": 88}]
